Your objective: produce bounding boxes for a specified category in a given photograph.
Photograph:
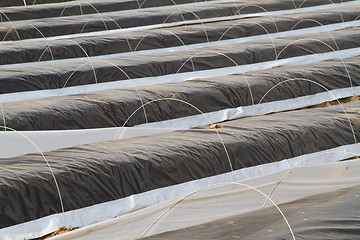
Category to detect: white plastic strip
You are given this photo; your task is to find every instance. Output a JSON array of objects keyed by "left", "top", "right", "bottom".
[
  {"left": 10, "top": 0, "right": 248, "bottom": 24},
  {"left": 240, "top": 86, "right": 360, "bottom": 117},
  {"left": 3, "top": 19, "right": 360, "bottom": 70},
  {"left": 2, "top": 85, "right": 359, "bottom": 158},
  {"left": 136, "top": 86, "right": 360, "bottom": 129},
  {"left": 0, "top": 127, "right": 184, "bottom": 158},
  {"left": 2, "top": 143, "right": 359, "bottom": 240},
  {"left": 1, "top": 47, "right": 359, "bottom": 103},
  {"left": 75, "top": 158, "right": 360, "bottom": 240},
  {"left": 2, "top": 0, "right": 359, "bottom": 44}
]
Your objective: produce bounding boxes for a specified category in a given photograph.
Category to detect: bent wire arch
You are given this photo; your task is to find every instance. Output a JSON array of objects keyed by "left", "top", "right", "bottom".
[
  {"left": 253, "top": 77, "right": 357, "bottom": 144},
  {"left": 263, "top": 149, "right": 360, "bottom": 208},
  {"left": 0, "top": 126, "right": 66, "bottom": 227},
  {"left": 114, "top": 97, "right": 234, "bottom": 171},
  {"left": 140, "top": 182, "right": 296, "bottom": 239}
]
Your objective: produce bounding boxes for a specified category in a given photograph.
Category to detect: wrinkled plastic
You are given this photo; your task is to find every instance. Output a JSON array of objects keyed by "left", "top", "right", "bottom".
[
  {"left": 0, "top": 101, "right": 359, "bottom": 228},
  {"left": 1, "top": 27, "right": 359, "bottom": 96},
  {"left": 0, "top": 0, "right": 208, "bottom": 21},
  {"left": 1, "top": 7, "right": 358, "bottom": 65},
  {"left": 0, "top": 0, "right": 73, "bottom": 8},
  {"left": 2, "top": 56, "right": 360, "bottom": 130},
  {"left": 0, "top": 0, "right": 349, "bottom": 40},
  {"left": 146, "top": 183, "right": 360, "bottom": 240}
]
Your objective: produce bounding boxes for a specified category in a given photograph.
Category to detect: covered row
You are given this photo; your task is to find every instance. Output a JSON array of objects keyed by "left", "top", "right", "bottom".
[
  {"left": 1, "top": 27, "right": 360, "bottom": 96},
  {"left": 1, "top": 56, "right": 359, "bottom": 130},
  {"left": 0, "top": 0, "right": 352, "bottom": 40},
  {"left": 1, "top": 6, "right": 359, "bottom": 65},
  {"left": 1, "top": 101, "right": 359, "bottom": 230},
  {"left": 0, "top": 0, "right": 207, "bottom": 19}
]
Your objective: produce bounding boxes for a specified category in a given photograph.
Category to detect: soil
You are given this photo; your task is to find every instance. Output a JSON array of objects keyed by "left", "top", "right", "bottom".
[{"left": 30, "top": 226, "right": 80, "bottom": 240}]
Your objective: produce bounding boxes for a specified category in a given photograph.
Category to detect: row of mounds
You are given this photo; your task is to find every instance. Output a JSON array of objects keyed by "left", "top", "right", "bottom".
[{"left": 1, "top": 0, "right": 360, "bottom": 239}]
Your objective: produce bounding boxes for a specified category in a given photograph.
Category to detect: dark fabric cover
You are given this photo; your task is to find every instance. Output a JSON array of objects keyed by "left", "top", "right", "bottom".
[
  {"left": 0, "top": 6, "right": 358, "bottom": 65},
  {"left": 2, "top": 56, "right": 360, "bottom": 130},
  {"left": 146, "top": 185, "right": 360, "bottom": 240},
  {"left": 0, "top": 0, "right": 74, "bottom": 8},
  {"left": 1, "top": 27, "right": 359, "bottom": 96},
  {"left": 0, "top": 0, "right": 207, "bottom": 20},
  {"left": 0, "top": 0, "right": 350, "bottom": 40},
  {"left": 0, "top": 101, "right": 359, "bottom": 228}
]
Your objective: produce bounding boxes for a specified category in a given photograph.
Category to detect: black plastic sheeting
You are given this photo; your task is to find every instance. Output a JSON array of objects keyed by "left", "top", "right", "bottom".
[
  {"left": 2, "top": 56, "right": 360, "bottom": 131},
  {"left": 146, "top": 185, "right": 360, "bottom": 240},
  {"left": 1, "top": 6, "right": 358, "bottom": 65},
  {"left": 0, "top": 0, "right": 208, "bottom": 21},
  {"left": 0, "top": 101, "right": 359, "bottom": 228},
  {"left": 0, "top": 0, "right": 74, "bottom": 8},
  {"left": 1, "top": 27, "right": 359, "bottom": 96},
  {"left": 0, "top": 0, "right": 350, "bottom": 40}
]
